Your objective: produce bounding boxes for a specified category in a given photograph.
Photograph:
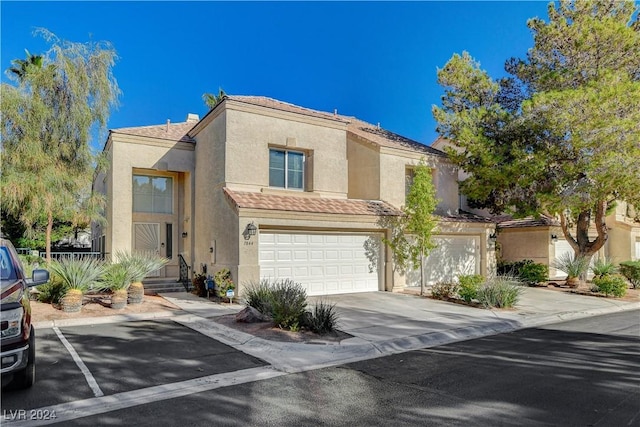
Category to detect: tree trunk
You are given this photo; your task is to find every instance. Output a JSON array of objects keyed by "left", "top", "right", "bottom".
[
  {"left": 559, "top": 201, "right": 609, "bottom": 278},
  {"left": 420, "top": 251, "right": 425, "bottom": 296},
  {"left": 46, "top": 212, "right": 53, "bottom": 264}
]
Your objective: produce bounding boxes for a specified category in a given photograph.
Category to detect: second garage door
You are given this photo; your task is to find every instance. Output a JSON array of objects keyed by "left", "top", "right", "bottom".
[
  {"left": 407, "top": 235, "right": 480, "bottom": 287},
  {"left": 259, "top": 232, "right": 381, "bottom": 296}
]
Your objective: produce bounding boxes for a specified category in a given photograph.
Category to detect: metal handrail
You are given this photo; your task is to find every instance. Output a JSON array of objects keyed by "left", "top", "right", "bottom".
[{"left": 178, "top": 254, "right": 190, "bottom": 292}]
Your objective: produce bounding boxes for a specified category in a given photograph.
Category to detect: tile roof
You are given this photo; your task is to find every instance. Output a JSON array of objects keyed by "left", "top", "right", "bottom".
[
  {"left": 111, "top": 121, "right": 196, "bottom": 143},
  {"left": 498, "top": 216, "right": 560, "bottom": 228},
  {"left": 227, "top": 95, "right": 349, "bottom": 124},
  {"left": 223, "top": 188, "right": 401, "bottom": 216},
  {"left": 438, "top": 212, "right": 495, "bottom": 224},
  {"left": 226, "top": 95, "right": 445, "bottom": 156},
  {"left": 346, "top": 118, "right": 446, "bottom": 157}
]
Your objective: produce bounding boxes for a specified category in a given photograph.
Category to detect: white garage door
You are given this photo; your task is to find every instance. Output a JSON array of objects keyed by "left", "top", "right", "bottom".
[
  {"left": 259, "top": 232, "right": 380, "bottom": 296},
  {"left": 407, "top": 236, "right": 479, "bottom": 287}
]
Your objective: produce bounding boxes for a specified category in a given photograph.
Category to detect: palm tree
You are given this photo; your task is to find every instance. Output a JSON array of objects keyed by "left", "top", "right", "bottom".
[
  {"left": 202, "top": 87, "right": 226, "bottom": 109},
  {"left": 113, "top": 250, "right": 168, "bottom": 304},
  {"left": 8, "top": 50, "right": 43, "bottom": 82}
]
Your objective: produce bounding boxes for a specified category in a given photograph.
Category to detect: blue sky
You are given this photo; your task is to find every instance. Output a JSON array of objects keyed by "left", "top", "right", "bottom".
[{"left": 1, "top": 1, "right": 550, "bottom": 150}]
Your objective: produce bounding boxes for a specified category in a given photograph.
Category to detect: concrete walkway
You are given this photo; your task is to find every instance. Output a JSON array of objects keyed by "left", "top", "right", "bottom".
[{"left": 160, "top": 288, "right": 640, "bottom": 373}]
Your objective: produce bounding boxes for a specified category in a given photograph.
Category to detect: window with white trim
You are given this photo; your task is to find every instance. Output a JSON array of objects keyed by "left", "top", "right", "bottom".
[
  {"left": 269, "top": 149, "right": 304, "bottom": 190},
  {"left": 133, "top": 175, "right": 173, "bottom": 214}
]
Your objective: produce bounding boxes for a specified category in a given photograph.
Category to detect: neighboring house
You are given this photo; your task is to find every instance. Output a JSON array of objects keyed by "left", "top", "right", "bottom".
[
  {"left": 93, "top": 96, "right": 496, "bottom": 296},
  {"left": 431, "top": 138, "right": 640, "bottom": 279}
]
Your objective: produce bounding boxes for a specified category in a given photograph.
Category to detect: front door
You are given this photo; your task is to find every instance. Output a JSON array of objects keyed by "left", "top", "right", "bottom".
[{"left": 133, "top": 223, "right": 161, "bottom": 277}]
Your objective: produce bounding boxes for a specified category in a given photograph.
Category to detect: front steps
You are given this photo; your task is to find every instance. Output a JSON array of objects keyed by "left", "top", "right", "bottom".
[{"left": 143, "top": 277, "right": 190, "bottom": 295}]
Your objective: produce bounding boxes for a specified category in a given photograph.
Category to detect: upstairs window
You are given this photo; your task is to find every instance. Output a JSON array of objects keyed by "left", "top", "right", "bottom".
[
  {"left": 133, "top": 175, "right": 173, "bottom": 214},
  {"left": 405, "top": 168, "right": 415, "bottom": 196},
  {"left": 269, "top": 149, "right": 304, "bottom": 190}
]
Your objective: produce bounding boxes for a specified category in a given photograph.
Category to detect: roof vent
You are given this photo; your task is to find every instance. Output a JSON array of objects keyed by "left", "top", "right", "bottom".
[
  {"left": 334, "top": 109, "right": 338, "bottom": 117},
  {"left": 377, "top": 122, "right": 381, "bottom": 130},
  {"left": 166, "top": 119, "right": 170, "bottom": 132},
  {"left": 186, "top": 113, "right": 199, "bottom": 123}
]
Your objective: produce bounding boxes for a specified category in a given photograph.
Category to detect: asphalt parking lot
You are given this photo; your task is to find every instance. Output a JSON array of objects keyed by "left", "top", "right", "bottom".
[{"left": 1, "top": 319, "right": 267, "bottom": 411}]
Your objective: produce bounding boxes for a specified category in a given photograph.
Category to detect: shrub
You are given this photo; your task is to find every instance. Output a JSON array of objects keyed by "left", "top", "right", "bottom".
[
  {"left": 497, "top": 259, "right": 534, "bottom": 276},
  {"left": 243, "top": 279, "right": 273, "bottom": 316},
  {"left": 519, "top": 263, "right": 549, "bottom": 286},
  {"left": 18, "top": 254, "right": 45, "bottom": 278},
  {"left": 304, "top": 301, "right": 339, "bottom": 334},
  {"left": 592, "top": 274, "right": 628, "bottom": 297},
  {"left": 431, "top": 281, "right": 458, "bottom": 300},
  {"left": 214, "top": 269, "right": 235, "bottom": 300},
  {"left": 619, "top": 261, "right": 640, "bottom": 289},
  {"left": 476, "top": 276, "right": 523, "bottom": 309},
  {"left": 458, "top": 274, "right": 484, "bottom": 303},
  {"left": 192, "top": 273, "right": 207, "bottom": 297},
  {"left": 590, "top": 257, "right": 616, "bottom": 278},
  {"left": 36, "top": 277, "right": 66, "bottom": 304},
  {"left": 268, "top": 279, "right": 307, "bottom": 329},
  {"left": 102, "top": 263, "right": 132, "bottom": 291}
]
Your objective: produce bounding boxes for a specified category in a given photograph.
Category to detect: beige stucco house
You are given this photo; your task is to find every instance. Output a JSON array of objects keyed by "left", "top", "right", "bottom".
[
  {"left": 430, "top": 138, "right": 640, "bottom": 279},
  {"left": 93, "top": 96, "right": 496, "bottom": 296}
]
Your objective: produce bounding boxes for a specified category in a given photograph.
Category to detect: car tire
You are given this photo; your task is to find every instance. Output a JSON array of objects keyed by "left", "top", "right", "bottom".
[{"left": 13, "top": 327, "right": 35, "bottom": 389}]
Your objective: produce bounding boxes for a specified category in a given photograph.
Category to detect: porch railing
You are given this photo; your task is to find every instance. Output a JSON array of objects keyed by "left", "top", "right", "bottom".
[{"left": 178, "top": 254, "right": 190, "bottom": 292}]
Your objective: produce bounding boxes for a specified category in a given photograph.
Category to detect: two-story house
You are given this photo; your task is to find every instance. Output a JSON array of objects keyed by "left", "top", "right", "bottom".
[{"left": 93, "top": 96, "right": 496, "bottom": 296}]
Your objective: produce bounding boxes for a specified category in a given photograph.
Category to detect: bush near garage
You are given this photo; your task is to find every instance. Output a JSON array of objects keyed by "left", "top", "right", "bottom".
[
  {"left": 519, "top": 262, "right": 549, "bottom": 286},
  {"left": 458, "top": 274, "right": 484, "bottom": 303},
  {"left": 498, "top": 259, "right": 548, "bottom": 285},
  {"left": 430, "top": 281, "right": 459, "bottom": 300},
  {"left": 476, "top": 276, "right": 523, "bottom": 309},
  {"left": 618, "top": 261, "right": 640, "bottom": 289},
  {"left": 591, "top": 274, "right": 628, "bottom": 297},
  {"left": 243, "top": 278, "right": 340, "bottom": 333}
]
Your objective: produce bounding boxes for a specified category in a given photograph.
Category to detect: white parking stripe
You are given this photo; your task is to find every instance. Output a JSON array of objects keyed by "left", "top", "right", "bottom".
[
  {"left": 52, "top": 327, "right": 104, "bottom": 398},
  {"left": 4, "top": 366, "right": 284, "bottom": 426}
]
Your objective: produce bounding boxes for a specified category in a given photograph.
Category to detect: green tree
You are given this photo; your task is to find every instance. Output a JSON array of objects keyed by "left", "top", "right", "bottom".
[
  {"left": 384, "top": 159, "right": 439, "bottom": 296},
  {"left": 203, "top": 87, "right": 226, "bottom": 109},
  {"left": 1, "top": 29, "right": 120, "bottom": 262},
  {"left": 433, "top": 0, "right": 640, "bottom": 263}
]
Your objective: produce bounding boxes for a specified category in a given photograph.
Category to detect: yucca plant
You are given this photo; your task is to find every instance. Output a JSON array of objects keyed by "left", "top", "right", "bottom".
[
  {"left": 552, "top": 253, "right": 590, "bottom": 288},
  {"left": 49, "top": 257, "right": 105, "bottom": 313},
  {"left": 590, "top": 257, "right": 616, "bottom": 279},
  {"left": 102, "top": 262, "right": 133, "bottom": 310},
  {"left": 113, "top": 251, "right": 168, "bottom": 304}
]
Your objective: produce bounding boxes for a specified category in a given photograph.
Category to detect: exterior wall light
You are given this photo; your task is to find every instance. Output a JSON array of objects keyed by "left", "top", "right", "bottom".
[
  {"left": 182, "top": 232, "right": 188, "bottom": 238},
  {"left": 551, "top": 234, "right": 558, "bottom": 242},
  {"left": 489, "top": 231, "right": 497, "bottom": 242},
  {"left": 243, "top": 222, "right": 258, "bottom": 240}
]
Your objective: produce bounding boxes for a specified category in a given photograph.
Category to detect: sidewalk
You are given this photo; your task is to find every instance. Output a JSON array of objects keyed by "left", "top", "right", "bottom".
[{"left": 33, "top": 288, "right": 639, "bottom": 374}]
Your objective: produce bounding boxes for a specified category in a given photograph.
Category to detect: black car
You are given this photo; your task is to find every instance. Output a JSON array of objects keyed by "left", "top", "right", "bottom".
[{"left": 1, "top": 238, "right": 49, "bottom": 389}]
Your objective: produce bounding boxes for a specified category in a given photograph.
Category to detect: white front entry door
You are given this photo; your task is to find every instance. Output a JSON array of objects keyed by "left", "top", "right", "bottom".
[
  {"left": 259, "top": 232, "right": 381, "bottom": 296},
  {"left": 133, "top": 223, "right": 160, "bottom": 277}
]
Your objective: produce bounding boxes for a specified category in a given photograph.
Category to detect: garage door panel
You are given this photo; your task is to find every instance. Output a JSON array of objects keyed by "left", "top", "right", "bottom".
[
  {"left": 408, "top": 236, "right": 480, "bottom": 287},
  {"left": 259, "top": 232, "right": 380, "bottom": 296}
]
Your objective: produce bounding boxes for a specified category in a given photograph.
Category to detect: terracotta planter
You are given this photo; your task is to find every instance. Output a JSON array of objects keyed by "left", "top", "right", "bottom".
[
  {"left": 61, "top": 289, "right": 83, "bottom": 313},
  {"left": 565, "top": 276, "right": 581, "bottom": 288},
  {"left": 128, "top": 281, "right": 144, "bottom": 304},
  {"left": 111, "top": 289, "right": 128, "bottom": 310}
]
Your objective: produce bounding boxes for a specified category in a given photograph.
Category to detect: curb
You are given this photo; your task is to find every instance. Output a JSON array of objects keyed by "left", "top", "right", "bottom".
[{"left": 32, "top": 309, "right": 181, "bottom": 329}]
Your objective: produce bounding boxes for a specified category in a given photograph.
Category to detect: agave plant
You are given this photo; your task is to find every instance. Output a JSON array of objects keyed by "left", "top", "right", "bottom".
[
  {"left": 113, "top": 251, "right": 169, "bottom": 304},
  {"left": 552, "top": 253, "right": 590, "bottom": 288},
  {"left": 49, "top": 257, "right": 105, "bottom": 313},
  {"left": 102, "top": 262, "right": 133, "bottom": 309}
]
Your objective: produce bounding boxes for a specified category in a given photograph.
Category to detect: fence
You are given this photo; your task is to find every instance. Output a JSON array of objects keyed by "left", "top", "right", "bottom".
[{"left": 38, "top": 251, "right": 103, "bottom": 261}]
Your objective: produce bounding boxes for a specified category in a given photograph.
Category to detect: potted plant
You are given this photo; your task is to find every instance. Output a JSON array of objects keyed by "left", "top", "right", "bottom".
[
  {"left": 553, "top": 253, "right": 590, "bottom": 288},
  {"left": 49, "top": 257, "right": 104, "bottom": 313},
  {"left": 102, "top": 262, "right": 132, "bottom": 310},
  {"left": 114, "top": 251, "right": 168, "bottom": 304}
]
